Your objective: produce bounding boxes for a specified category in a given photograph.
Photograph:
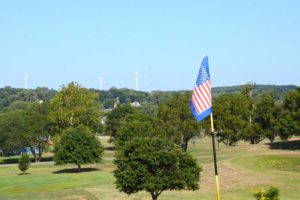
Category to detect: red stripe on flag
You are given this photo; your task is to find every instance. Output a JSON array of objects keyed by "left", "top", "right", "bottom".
[
  {"left": 192, "top": 95, "right": 202, "bottom": 113},
  {"left": 194, "top": 87, "right": 206, "bottom": 111},
  {"left": 202, "top": 81, "right": 212, "bottom": 106},
  {"left": 192, "top": 80, "right": 212, "bottom": 114},
  {"left": 193, "top": 89, "right": 204, "bottom": 112},
  {"left": 197, "top": 85, "right": 210, "bottom": 108}
]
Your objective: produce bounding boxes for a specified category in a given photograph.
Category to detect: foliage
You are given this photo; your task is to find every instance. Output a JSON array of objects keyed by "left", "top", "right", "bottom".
[
  {"left": 214, "top": 93, "right": 249, "bottom": 146},
  {"left": 22, "top": 102, "right": 50, "bottom": 162},
  {"left": 54, "top": 125, "right": 104, "bottom": 171},
  {"left": 0, "top": 84, "right": 296, "bottom": 112},
  {"left": 0, "top": 86, "right": 56, "bottom": 112},
  {"left": 115, "top": 113, "right": 159, "bottom": 148},
  {"left": 100, "top": 87, "right": 147, "bottom": 109},
  {"left": 253, "top": 186, "right": 279, "bottom": 200},
  {"left": 254, "top": 92, "right": 279, "bottom": 143},
  {"left": 278, "top": 87, "right": 300, "bottom": 140},
  {"left": 49, "top": 82, "right": 101, "bottom": 134},
  {"left": 0, "top": 102, "right": 50, "bottom": 160},
  {"left": 18, "top": 153, "right": 31, "bottom": 175},
  {"left": 105, "top": 103, "right": 136, "bottom": 139},
  {"left": 114, "top": 137, "right": 201, "bottom": 200},
  {"left": 0, "top": 111, "right": 24, "bottom": 155},
  {"left": 156, "top": 93, "right": 202, "bottom": 152},
  {"left": 213, "top": 84, "right": 296, "bottom": 100}
]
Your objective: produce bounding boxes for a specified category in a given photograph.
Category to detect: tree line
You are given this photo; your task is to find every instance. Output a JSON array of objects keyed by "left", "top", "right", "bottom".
[
  {"left": 0, "top": 84, "right": 296, "bottom": 112},
  {"left": 0, "top": 83, "right": 299, "bottom": 157}
]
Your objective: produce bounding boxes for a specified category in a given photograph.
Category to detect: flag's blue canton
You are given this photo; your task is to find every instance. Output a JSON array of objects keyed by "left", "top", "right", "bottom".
[{"left": 196, "top": 66, "right": 210, "bottom": 86}]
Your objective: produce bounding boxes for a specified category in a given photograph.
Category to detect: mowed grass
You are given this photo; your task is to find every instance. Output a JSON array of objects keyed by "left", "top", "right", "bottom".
[{"left": 0, "top": 137, "right": 299, "bottom": 200}]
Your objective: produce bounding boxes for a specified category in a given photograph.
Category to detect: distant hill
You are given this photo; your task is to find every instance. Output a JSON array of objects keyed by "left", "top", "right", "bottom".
[
  {"left": 212, "top": 85, "right": 297, "bottom": 100},
  {"left": 0, "top": 86, "right": 56, "bottom": 112},
  {"left": 0, "top": 84, "right": 297, "bottom": 112}
]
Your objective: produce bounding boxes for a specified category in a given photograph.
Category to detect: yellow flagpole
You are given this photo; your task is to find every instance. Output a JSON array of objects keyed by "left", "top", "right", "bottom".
[{"left": 210, "top": 113, "right": 221, "bottom": 200}]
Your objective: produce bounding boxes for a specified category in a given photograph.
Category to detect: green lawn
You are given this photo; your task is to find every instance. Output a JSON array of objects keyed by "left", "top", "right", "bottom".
[{"left": 0, "top": 137, "right": 299, "bottom": 200}]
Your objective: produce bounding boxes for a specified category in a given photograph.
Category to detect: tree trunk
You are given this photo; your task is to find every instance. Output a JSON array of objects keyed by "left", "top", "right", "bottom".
[
  {"left": 151, "top": 193, "right": 158, "bottom": 200},
  {"left": 77, "top": 164, "right": 81, "bottom": 172},
  {"left": 180, "top": 135, "right": 189, "bottom": 152},
  {"left": 37, "top": 143, "right": 43, "bottom": 162},
  {"left": 30, "top": 147, "right": 37, "bottom": 162}
]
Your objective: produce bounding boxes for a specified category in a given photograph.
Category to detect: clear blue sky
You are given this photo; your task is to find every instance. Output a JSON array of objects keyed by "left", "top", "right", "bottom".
[{"left": 0, "top": 1, "right": 299, "bottom": 91}]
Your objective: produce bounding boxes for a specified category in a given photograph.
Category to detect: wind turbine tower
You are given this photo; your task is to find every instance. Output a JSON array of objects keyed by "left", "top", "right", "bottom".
[
  {"left": 135, "top": 69, "right": 139, "bottom": 91},
  {"left": 24, "top": 73, "right": 28, "bottom": 89}
]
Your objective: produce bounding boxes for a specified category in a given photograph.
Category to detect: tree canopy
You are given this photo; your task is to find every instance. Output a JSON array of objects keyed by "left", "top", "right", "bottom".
[
  {"left": 22, "top": 101, "right": 50, "bottom": 161},
  {"left": 49, "top": 82, "right": 101, "bottom": 134},
  {"left": 54, "top": 125, "right": 104, "bottom": 171},
  {"left": 278, "top": 87, "right": 300, "bottom": 139},
  {"left": 114, "top": 137, "right": 201, "bottom": 200},
  {"left": 156, "top": 93, "right": 202, "bottom": 151},
  {"left": 105, "top": 103, "right": 136, "bottom": 139},
  {"left": 213, "top": 93, "right": 250, "bottom": 146},
  {"left": 115, "top": 113, "right": 159, "bottom": 148}
]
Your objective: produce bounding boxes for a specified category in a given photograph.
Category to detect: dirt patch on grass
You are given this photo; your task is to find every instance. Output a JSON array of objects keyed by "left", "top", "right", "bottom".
[{"left": 200, "top": 160, "right": 272, "bottom": 193}]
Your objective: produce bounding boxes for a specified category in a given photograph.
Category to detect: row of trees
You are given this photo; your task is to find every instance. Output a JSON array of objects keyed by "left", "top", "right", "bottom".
[
  {"left": 106, "top": 85, "right": 300, "bottom": 150},
  {"left": 1, "top": 84, "right": 296, "bottom": 112},
  {"left": 1, "top": 83, "right": 298, "bottom": 158},
  {"left": 0, "top": 83, "right": 102, "bottom": 159},
  {"left": 0, "top": 86, "right": 56, "bottom": 112},
  {"left": 214, "top": 86, "right": 299, "bottom": 146}
]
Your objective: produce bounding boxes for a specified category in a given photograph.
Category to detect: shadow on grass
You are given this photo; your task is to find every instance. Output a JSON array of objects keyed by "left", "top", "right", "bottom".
[
  {"left": 53, "top": 167, "right": 100, "bottom": 174},
  {"left": 18, "top": 172, "right": 30, "bottom": 175},
  {"left": 267, "top": 140, "right": 300, "bottom": 150}
]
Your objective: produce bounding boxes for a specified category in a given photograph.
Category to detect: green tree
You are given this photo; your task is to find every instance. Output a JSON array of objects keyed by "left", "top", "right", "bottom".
[
  {"left": 214, "top": 93, "right": 249, "bottom": 146},
  {"left": 54, "top": 126, "right": 104, "bottom": 171},
  {"left": 18, "top": 153, "right": 31, "bottom": 175},
  {"left": 49, "top": 82, "right": 101, "bottom": 134},
  {"left": 278, "top": 87, "right": 300, "bottom": 140},
  {"left": 22, "top": 102, "right": 50, "bottom": 162},
  {"left": 105, "top": 103, "right": 136, "bottom": 139},
  {"left": 254, "top": 92, "right": 279, "bottom": 143},
  {"left": 114, "top": 137, "right": 201, "bottom": 200},
  {"left": 0, "top": 111, "right": 24, "bottom": 155},
  {"left": 156, "top": 93, "right": 201, "bottom": 152}
]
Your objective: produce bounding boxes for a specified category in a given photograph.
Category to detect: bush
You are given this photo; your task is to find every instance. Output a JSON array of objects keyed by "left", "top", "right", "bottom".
[
  {"left": 18, "top": 154, "right": 31, "bottom": 175},
  {"left": 253, "top": 186, "right": 279, "bottom": 200}
]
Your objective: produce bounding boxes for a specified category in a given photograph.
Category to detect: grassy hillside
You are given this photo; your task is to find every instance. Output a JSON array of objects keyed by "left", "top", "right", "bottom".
[{"left": 0, "top": 137, "right": 299, "bottom": 200}]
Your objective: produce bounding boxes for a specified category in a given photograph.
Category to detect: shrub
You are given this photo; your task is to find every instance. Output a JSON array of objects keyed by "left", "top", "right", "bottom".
[
  {"left": 18, "top": 153, "right": 31, "bottom": 175},
  {"left": 253, "top": 186, "right": 279, "bottom": 200}
]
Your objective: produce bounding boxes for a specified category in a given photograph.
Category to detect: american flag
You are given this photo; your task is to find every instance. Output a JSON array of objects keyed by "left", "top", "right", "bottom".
[{"left": 190, "top": 56, "right": 212, "bottom": 122}]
